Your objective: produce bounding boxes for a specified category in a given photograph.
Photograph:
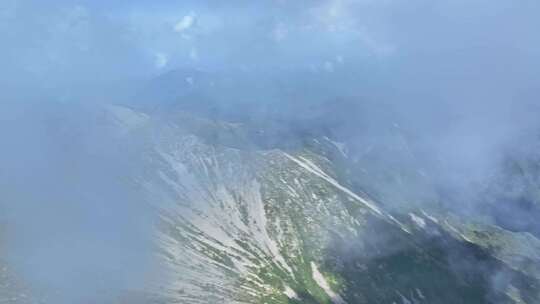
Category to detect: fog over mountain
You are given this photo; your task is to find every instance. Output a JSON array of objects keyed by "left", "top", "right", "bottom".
[{"left": 1, "top": 1, "right": 540, "bottom": 303}]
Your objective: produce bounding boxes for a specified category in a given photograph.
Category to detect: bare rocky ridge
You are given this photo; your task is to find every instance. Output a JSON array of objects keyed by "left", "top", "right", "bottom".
[{"left": 1, "top": 104, "right": 539, "bottom": 303}]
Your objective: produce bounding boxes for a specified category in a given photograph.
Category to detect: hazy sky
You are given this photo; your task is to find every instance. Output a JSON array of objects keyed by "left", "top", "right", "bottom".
[
  {"left": 2, "top": 0, "right": 538, "bottom": 107},
  {"left": 2, "top": 0, "right": 539, "bottom": 233},
  {"left": 2, "top": 0, "right": 540, "bottom": 244}
]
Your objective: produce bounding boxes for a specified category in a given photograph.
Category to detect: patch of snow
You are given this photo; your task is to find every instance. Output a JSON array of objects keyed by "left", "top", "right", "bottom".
[
  {"left": 416, "top": 288, "right": 425, "bottom": 300},
  {"left": 420, "top": 210, "right": 439, "bottom": 223},
  {"left": 396, "top": 291, "right": 412, "bottom": 304},
  {"left": 283, "top": 285, "right": 298, "bottom": 299},
  {"left": 324, "top": 136, "right": 348, "bottom": 157},
  {"left": 409, "top": 213, "right": 426, "bottom": 229},
  {"left": 444, "top": 220, "right": 474, "bottom": 243},
  {"left": 284, "top": 153, "right": 383, "bottom": 216},
  {"left": 311, "top": 262, "right": 346, "bottom": 304},
  {"left": 247, "top": 181, "right": 295, "bottom": 276},
  {"left": 284, "top": 153, "right": 413, "bottom": 234}
]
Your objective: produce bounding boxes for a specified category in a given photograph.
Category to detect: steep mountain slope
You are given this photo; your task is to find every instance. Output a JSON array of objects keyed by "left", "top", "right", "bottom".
[
  {"left": 116, "top": 106, "right": 539, "bottom": 303},
  {"left": 1, "top": 104, "right": 539, "bottom": 303}
]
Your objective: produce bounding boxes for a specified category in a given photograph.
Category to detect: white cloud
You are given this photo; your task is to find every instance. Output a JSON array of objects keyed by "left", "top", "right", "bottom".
[
  {"left": 154, "top": 52, "right": 168, "bottom": 69},
  {"left": 308, "top": 1, "right": 395, "bottom": 57},
  {"left": 323, "top": 61, "right": 335, "bottom": 72},
  {"left": 356, "top": 28, "right": 395, "bottom": 56},
  {"left": 271, "top": 22, "right": 288, "bottom": 42},
  {"left": 189, "top": 47, "right": 199, "bottom": 61},
  {"left": 311, "top": 0, "right": 351, "bottom": 32},
  {"left": 174, "top": 12, "right": 196, "bottom": 33}
]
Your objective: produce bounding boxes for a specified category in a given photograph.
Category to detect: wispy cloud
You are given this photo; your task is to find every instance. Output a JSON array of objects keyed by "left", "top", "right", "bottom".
[
  {"left": 174, "top": 12, "right": 196, "bottom": 33},
  {"left": 154, "top": 52, "right": 168, "bottom": 68}
]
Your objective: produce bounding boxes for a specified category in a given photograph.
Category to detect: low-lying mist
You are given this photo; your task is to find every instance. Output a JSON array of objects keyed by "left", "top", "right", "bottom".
[
  {"left": 0, "top": 102, "right": 157, "bottom": 303},
  {"left": 1, "top": 0, "right": 539, "bottom": 302}
]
